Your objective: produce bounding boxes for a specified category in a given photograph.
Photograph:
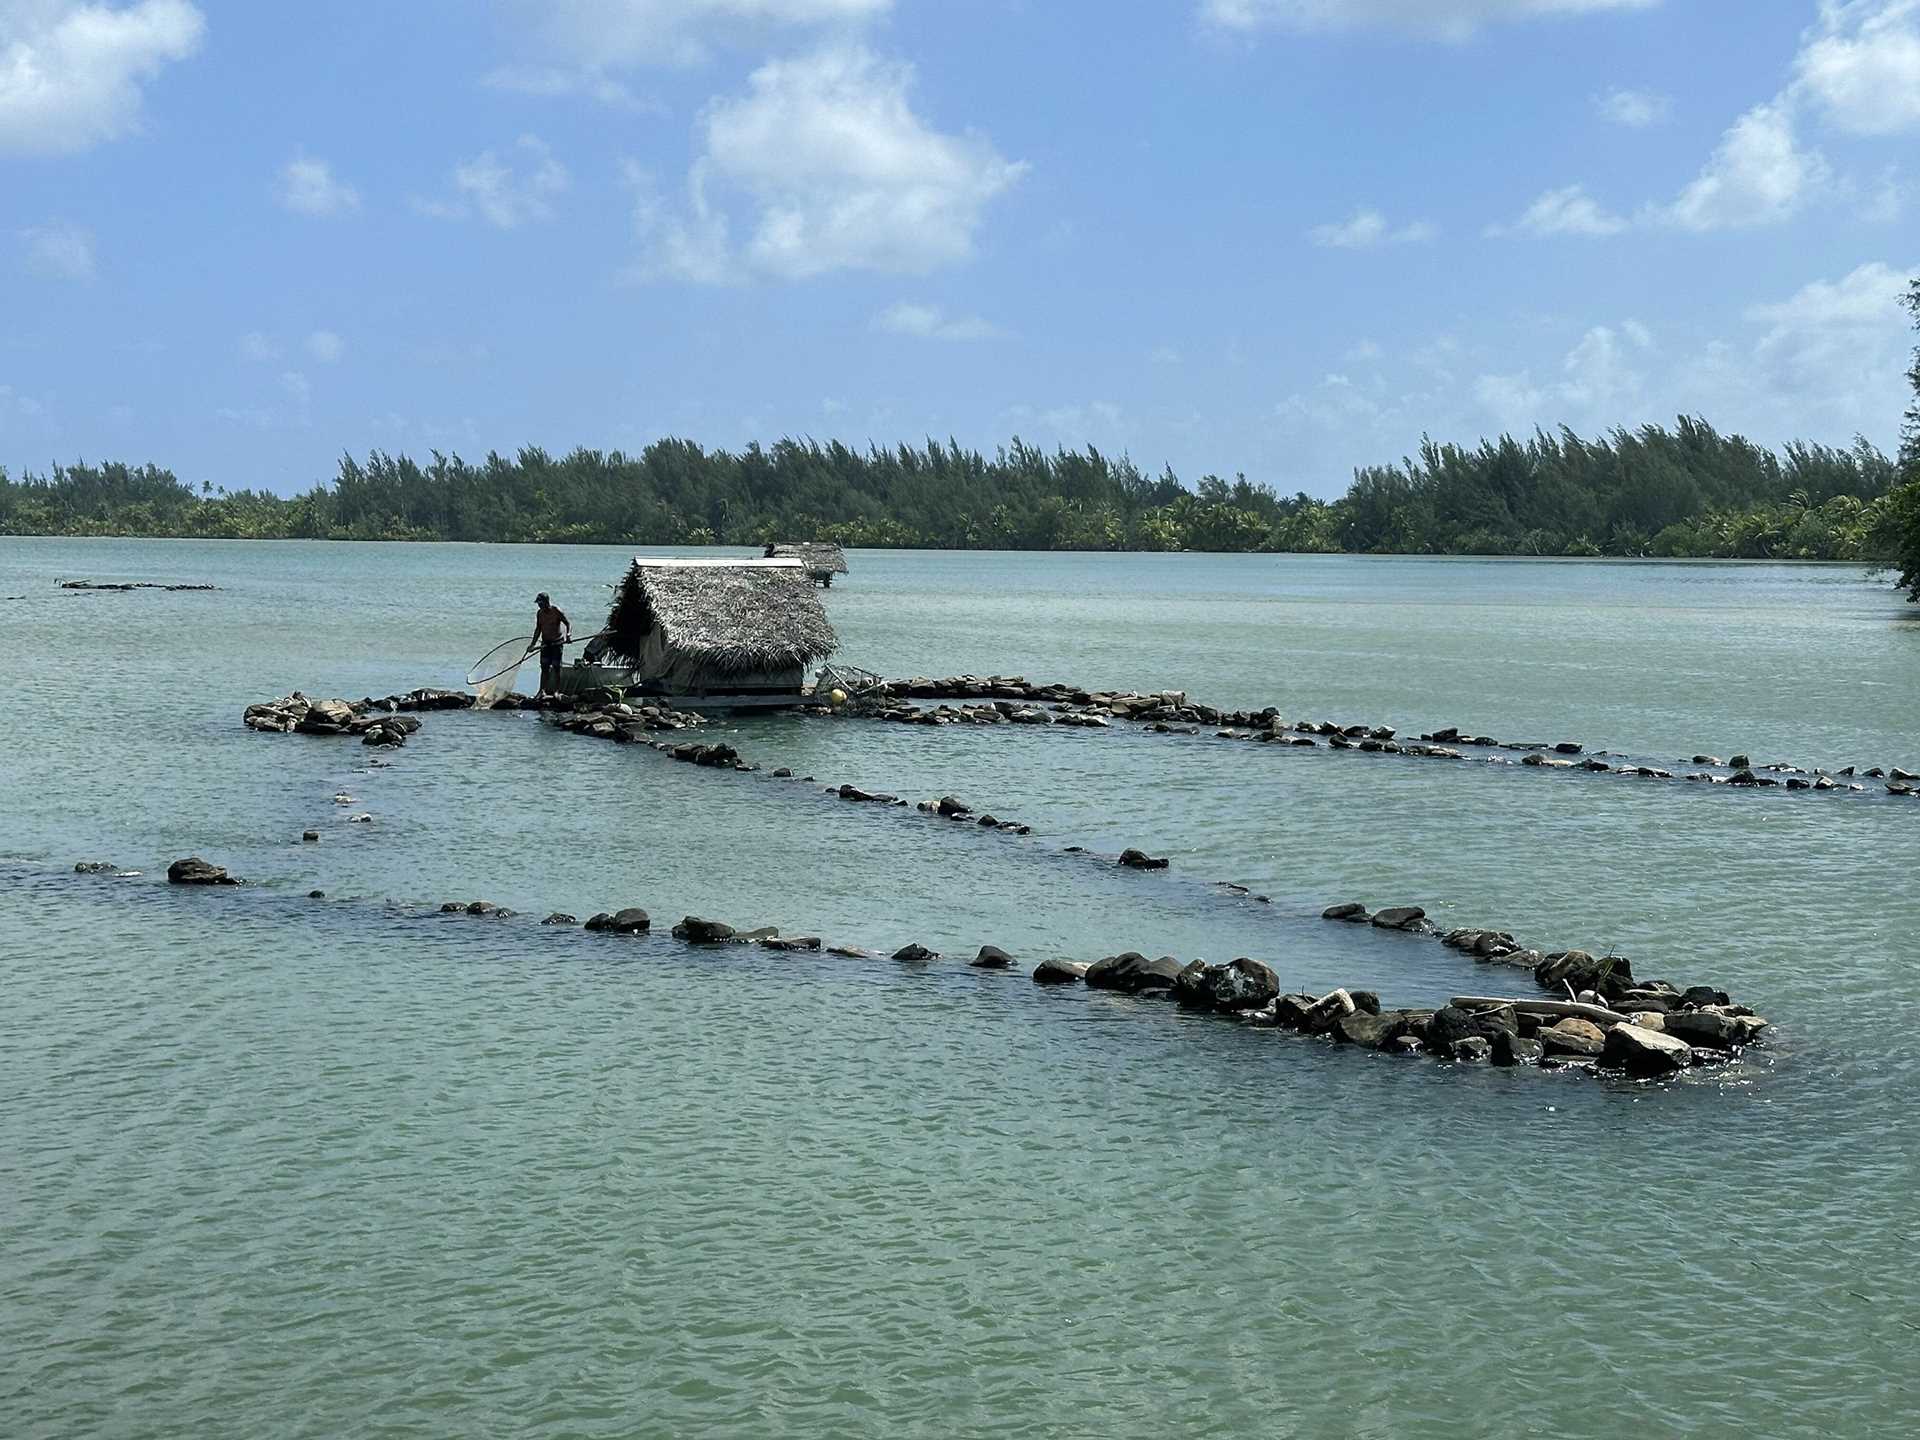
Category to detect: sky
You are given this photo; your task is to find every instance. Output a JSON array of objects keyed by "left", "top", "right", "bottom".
[{"left": 3, "top": 0, "right": 1918, "bottom": 498}]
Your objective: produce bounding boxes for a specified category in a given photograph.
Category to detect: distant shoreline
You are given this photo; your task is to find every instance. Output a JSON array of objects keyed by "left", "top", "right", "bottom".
[{"left": 0, "top": 530, "right": 1886, "bottom": 567}]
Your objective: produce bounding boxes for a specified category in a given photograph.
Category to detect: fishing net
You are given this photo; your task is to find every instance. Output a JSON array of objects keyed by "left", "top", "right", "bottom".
[{"left": 467, "top": 636, "right": 534, "bottom": 707}]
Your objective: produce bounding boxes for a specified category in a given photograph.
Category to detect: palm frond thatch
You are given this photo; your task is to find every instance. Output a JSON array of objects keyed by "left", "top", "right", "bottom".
[
  {"left": 771, "top": 541, "right": 850, "bottom": 575},
  {"left": 604, "top": 561, "right": 838, "bottom": 674}
]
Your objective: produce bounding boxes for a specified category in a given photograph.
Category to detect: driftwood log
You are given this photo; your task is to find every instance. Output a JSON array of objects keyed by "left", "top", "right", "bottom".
[{"left": 1451, "top": 996, "right": 1630, "bottom": 1026}]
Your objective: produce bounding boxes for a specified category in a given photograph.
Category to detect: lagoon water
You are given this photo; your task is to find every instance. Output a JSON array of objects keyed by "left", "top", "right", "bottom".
[{"left": 4, "top": 538, "right": 1918, "bottom": 1438}]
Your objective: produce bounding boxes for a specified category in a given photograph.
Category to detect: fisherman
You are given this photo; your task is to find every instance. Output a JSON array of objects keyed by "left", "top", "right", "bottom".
[{"left": 531, "top": 592, "right": 571, "bottom": 697}]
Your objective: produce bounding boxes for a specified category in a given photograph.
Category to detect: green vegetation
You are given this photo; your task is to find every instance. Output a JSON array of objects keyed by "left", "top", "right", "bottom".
[
  {"left": 0, "top": 417, "right": 1906, "bottom": 565},
  {"left": 1885, "top": 278, "right": 1920, "bottom": 601}
]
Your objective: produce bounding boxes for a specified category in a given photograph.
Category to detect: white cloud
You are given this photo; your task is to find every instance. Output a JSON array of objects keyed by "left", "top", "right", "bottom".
[
  {"left": 19, "top": 218, "right": 95, "bottom": 279},
  {"left": 1277, "top": 371, "right": 1395, "bottom": 429},
  {"left": 306, "top": 330, "right": 345, "bottom": 363},
  {"left": 1641, "top": 4, "right": 1917, "bottom": 234},
  {"left": 0, "top": 0, "right": 203, "bottom": 155},
  {"left": 278, "top": 155, "right": 360, "bottom": 217},
  {"left": 1595, "top": 86, "right": 1671, "bottom": 127},
  {"left": 637, "top": 45, "right": 1024, "bottom": 282},
  {"left": 1747, "top": 258, "right": 1912, "bottom": 333},
  {"left": 280, "top": 369, "right": 310, "bottom": 403},
  {"left": 1660, "top": 101, "right": 1827, "bottom": 231},
  {"left": 1017, "top": 399, "right": 1126, "bottom": 442},
  {"left": 1496, "top": 183, "right": 1628, "bottom": 237},
  {"left": 1201, "top": 0, "right": 1658, "bottom": 40},
  {"left": 525, "top": 0, "right": 892, "bottom": 67},
  {"left": 238, "top": 331, "right": 279, "bottom": 362},
  {"left": 1308, "top": 208, "right": 1437, "bottom": 248},
  {"left": 419, "top": 135, "right": 569, "bottom": 228},
  {"left": 1794, "top": 0, "right": 1920, "bottom": 137},
  {"left": 481, "top": 65, "right": 657, "bottom": 111},
  {"left": 873, "top": 301, "right": 1003, "bottom": 341},
  {"left": 1676, "top": 259, "right": 1918, "bottom": 437},
  {"left": 1474, "top": 322, "right": 1651, "bottom": 430}
]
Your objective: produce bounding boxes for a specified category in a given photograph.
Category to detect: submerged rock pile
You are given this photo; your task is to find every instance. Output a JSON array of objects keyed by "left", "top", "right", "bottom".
[
  {"left": 859, "top": 674, "right": 1914, "bottom": 802},
  {"left": 915, "top": 794, "right": 1034, "bottom": 835},
  {"left": 244, "top": 687, "right": 709, "bottom": 749},
  {"left": 59, "top": 578, "right": 218, "bottom": 592},
  {"left": 119, "top": 843, "right": 1769, "bottom": 1086},
  {"left": 1312, "top": 902, "right": 1769, "bottom": 1073},
  {"left": 546, "top": 700, "right": 711, "bottom": 744},
  {"left": 243, "top": 691, "right": 441, "bottom": 745},
  {"left": 1032, "top": 946, "right": 1765, "bottom": 1078}
]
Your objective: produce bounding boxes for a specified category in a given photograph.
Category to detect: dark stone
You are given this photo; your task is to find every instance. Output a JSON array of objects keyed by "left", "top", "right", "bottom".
[
  {"left": 1535, "top": 950, "right": 1633, "bottom": 1000},
  {"left": 541, "top": 913, "right": 579, "bottom": 926},
  {"left": 1171, "top": 956, "right": 1280, "bottom": 1012},
  {"left": 1491, "top": 1031, "right": 1544, "bottom": 1066},
  {"left": 1084, "top": 951, "right": 1186, "bottom": 994},
  {"left": 1680, "top": 985, "right": 1730, "bottom": 1009},
  {"left": 1662, "top": 1010, "right": 1744, "bottom": 1049},
  {"left": 1272, "top": 993, "right": 1318, "bottom": 1029},
  {"left": 1332, "top": 1009, "right": 1430, "bottom": 1050},
  {"left": 465, "top": 901, "right": 498, "bottom": 916},
  {"left": 167, "top": 856, "right": 237, "bottom": 886},
  {"left": 1349, "top": 990, "right": 1381, "bottom": 1015},
  {"left": 73, "top": 861, "right": 118, "bottom": 874},
  {"left": 761, "top": 936, "right": 823, "bottom": 951},
  {"left": 936, "top": 795, "right": 973, "bottom": 817},
  {"left": 584, "top": 908, "right": 650, "bottom": 934},
  {"left": 1118, "top": 848, "right": 1170, "bottom": 870},
  {"left": 1322, "top": 901, "right": 1369, "bottom": 922},
  {"left": 301, "top": 831, "right": 320, "bottom": 843},
  {"left": 892, "top": 942, "right": 938, "bottom": 963},
  {"left": 1426, "top": 1004, "right": 1518, "bottom": 1051},
  {"left": 970, "top": 945, "right": 1015, "bottom": 969},
  {"left": 674, "top": 916, "right": 735, "bottom": 944},
  {"left": 1554, "top": 741, "right": 1583, "bottom": 755},
  {"left": 1451, "top": 1036, "right": 1493, "bottom": 1062},
  {"left": 1370, "top": 905, "right": 1428, "bottom": 931},
  {"left": 1032, "top": 957, "right": 1089, "bottom": 984}
]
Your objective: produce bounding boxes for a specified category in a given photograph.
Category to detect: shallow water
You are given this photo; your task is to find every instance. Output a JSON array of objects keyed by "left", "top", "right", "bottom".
[{"left": 3, "top": 539, "right": 1918, "bottom": 1438}]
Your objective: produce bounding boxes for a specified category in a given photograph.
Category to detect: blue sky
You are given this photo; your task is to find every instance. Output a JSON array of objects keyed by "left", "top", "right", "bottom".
[{"left": 3, "top": 0, "right": 1917, "bottom": 497}]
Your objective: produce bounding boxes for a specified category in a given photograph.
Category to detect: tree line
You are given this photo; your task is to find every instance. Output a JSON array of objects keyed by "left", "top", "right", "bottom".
[
  {"left": 0, "top": 419, "right": 1906, "bottom": 564},
  {"left": 6, "top": 267, "right": 1920, "bottom": 594}
]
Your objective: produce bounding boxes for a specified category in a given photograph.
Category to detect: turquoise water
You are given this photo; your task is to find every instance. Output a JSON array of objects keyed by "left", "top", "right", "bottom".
[{"left": 4, "top": 538, "right": 1918, "bottom": 1438}]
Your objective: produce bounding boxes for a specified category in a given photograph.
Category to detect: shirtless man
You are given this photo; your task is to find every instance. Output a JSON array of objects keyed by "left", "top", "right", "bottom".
[{"left": 532, "top": 592, "right": 571, "bottom": 697}]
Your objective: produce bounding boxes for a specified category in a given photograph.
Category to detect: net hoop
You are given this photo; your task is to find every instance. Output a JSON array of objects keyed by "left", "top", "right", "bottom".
[{"left": 467, "top": 636, "right": 535, "bottom": 688}]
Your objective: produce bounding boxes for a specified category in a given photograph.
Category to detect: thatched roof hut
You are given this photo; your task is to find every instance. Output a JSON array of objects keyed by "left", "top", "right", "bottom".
[
  {"left": 770, "top": 542, "right": 849, "bottom": 581},
  {"left": 601, "top": 558, "right": 837, "bottom": 693}
]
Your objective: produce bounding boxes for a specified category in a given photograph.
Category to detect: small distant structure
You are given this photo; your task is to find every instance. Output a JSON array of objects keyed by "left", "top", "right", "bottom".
[
  {"left": 568, "top": 557, "right": 838, "bottom": 708},
  {"left": 764, "top": 541, "right": 849, "bottom": 587}
]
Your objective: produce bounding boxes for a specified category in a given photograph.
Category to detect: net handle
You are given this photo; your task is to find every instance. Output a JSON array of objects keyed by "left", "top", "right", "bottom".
[{"left": 468, "top": 629, "right": 615, "bottom": 687}]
